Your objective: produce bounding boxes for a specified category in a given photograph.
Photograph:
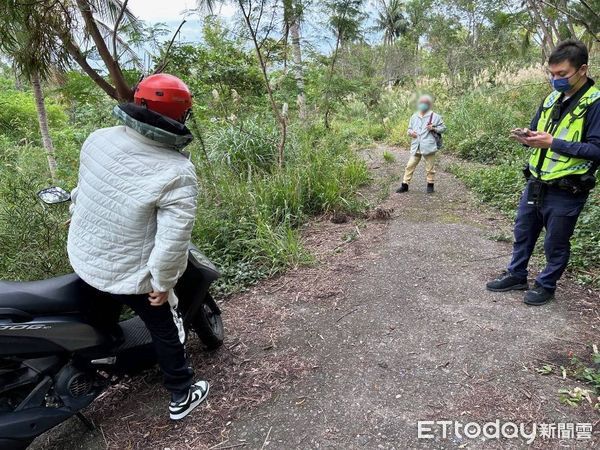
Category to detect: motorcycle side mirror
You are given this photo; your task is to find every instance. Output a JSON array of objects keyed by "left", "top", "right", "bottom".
[{"left": 37, "top": 186, "right": 71, "bottom": 204}]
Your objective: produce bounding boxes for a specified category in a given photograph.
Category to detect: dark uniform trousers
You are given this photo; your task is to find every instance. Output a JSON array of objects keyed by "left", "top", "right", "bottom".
[{"left": 508, "top": 180, "right": 589, "bottom": 291}]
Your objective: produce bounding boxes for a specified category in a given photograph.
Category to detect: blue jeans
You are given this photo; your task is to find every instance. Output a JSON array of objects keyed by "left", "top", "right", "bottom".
[{"left": 507, "top": 181, "right": 588, "bottom": 291}]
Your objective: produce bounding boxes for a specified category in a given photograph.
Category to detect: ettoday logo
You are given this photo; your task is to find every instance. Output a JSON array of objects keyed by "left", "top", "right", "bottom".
[{"left": 417, "top": 420, "right": 594, "bottom": 444}]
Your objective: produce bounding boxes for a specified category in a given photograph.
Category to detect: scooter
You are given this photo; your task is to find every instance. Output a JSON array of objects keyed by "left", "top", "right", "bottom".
[{"left": 0, "top": 187, "right": 224, "bottom": 450}]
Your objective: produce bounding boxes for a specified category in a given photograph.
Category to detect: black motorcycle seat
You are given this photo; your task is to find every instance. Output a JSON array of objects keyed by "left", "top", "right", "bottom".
[{"left": 0, "top": 273, "right": 95, "bottom": 315}]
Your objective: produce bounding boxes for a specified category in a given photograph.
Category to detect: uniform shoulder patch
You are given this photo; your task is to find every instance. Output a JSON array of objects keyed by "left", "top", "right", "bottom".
[
  {"left": 576, "top": 88, "right": 600, "bottom": 113},
  {"left": 544, "top": 91, "right": 561, "bottom": 108},
  {"left": 588, "top": 90, "right": 600, "bottom": 103}
]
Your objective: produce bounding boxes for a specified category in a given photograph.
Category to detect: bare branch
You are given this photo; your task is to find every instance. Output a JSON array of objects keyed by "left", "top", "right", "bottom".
[
  {"left": 527, "top": 0, "right": 555, "bottom": 49},
  {"left": 539, "top": 0, "right": 600, "bottom": 42},
  {"left": 258, "top": 3, "right": 279, "bottom": 50},
  {"left": 578, "top": 0, "right": 600, "bottom": 21},
  {"left": 61, "top": 35, "right": 119, "bottom": 99},
  {"left": 153, "top": 19, "right": 187, "bottom": 74},
  {"left": 112, "top": 0, "right": 129, "bottom": 60},
  {"left": 237, "top": 0, "right": 287, "bottom": 166},
  {"left": 255, "top": 0, "right": 266, "bottom": 35}
]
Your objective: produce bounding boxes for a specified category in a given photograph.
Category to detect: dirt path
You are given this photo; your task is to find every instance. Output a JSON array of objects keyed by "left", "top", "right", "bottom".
[
  {"left": 33, "top": 146, "right": 599, "bottom": 449},
  {"left": 218, "top": 146, "right": 600, "bottom": 449}
]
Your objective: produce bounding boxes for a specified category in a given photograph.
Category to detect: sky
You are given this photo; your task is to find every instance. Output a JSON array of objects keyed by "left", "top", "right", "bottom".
[
  {"left": 127, "top": 0, "right": 235, "bottom": 23},
  {"left": 127, "top": 0, "right": 237, "bottom": 43},
  {"left": 124, "top": 0, "right": 378, "bottom": 54}
]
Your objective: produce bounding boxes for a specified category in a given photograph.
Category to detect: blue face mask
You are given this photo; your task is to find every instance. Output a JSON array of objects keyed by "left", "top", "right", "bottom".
[
  {"left": 417, "top": 102, "right": 430, "bottom": 113},
  {"left": 551, "top": 69, "right": 582, "bottom": 93}
]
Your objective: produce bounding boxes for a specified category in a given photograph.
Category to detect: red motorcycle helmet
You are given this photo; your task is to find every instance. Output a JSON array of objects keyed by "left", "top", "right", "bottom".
[{"left": 134, "top": 74, "right": 192, "bottom": 122}]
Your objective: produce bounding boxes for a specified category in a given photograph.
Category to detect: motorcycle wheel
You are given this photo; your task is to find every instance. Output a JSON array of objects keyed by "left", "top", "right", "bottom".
[{"left": 191, "top": 294, "right": 224, "bottom": 350}]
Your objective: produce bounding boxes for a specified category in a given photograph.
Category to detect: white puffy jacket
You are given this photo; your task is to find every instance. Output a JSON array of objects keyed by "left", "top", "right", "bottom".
[{"left": 67, "top": 120, "right": 198, "bottom": 295}]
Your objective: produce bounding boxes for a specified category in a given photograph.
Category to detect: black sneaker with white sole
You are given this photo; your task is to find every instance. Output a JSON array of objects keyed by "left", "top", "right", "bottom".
[
  {"left": 169, "top": 380, "right": 210, "bottom": 421},
  {"left": 486, "top": 270, "right": 528, "bottom": 292}
]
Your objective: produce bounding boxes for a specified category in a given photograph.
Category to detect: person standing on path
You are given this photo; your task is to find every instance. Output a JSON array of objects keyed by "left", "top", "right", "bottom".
[
  {"left": 396, "top": 95, "right": 446, "bottom": 194},
  {"left": 486, "top": 40, "right": 600, "bottom": 306}
]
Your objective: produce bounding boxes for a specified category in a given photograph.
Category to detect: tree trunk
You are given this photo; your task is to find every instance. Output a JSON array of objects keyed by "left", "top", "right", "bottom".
[
  {"left": 414, "top": 41, "right": 420, "bottom": 77},
  {"left": 62, "top": 35, "right": 119, "bottom": 100},
  {"left": 238, "top": 0, "right": 287, "bottom": 167},
  {"left": 289, "top": 18, "right": 306, "bottom": 120},
  {"left": 31, "top": 73, "right": 58, "bottom": 182},
  {"left": 528, "top": 0, "right": 555, "bottom": 50},
  {"left": 547, "top": 15, "right": 562, "bottom": 42},
  {"left": 323, "top": 31, "right": 342, "bottom": 130},
  {"left": 12, "top": 61, "right": 23, "bottom": 91},
  {"left": 562, "top": 0, "right": 576, "bottom": 37},
  {"left": 75, "top": 0, "right": 133, "bottom": 102}
]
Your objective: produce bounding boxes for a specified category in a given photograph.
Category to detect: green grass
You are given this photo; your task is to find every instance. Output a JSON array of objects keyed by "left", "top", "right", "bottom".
[
  {"left": 446, "top": 161, "right": 523, "bottom": 215},
  {"left": 191, "top": 121, "right": 370, "bottom": 293},
  {"left": 382, "top": 150, "right": 396, "bottom": 163},
  {"left": 0, "top": 171, "right": 71, "bottom": 281},
  {"left": 537, "top": 347, "right": 600, "bottom": 410},
  {"left": 0, "top": 109, "right": 370, "bottom": 295},
  {"left": 5, "top": 69, "right": 599, "bottom": 291}
]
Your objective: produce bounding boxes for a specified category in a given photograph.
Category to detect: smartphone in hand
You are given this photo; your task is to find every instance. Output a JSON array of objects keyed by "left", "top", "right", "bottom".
[{"left": 510, "top": 128, "right": 531, "bottom": 138}]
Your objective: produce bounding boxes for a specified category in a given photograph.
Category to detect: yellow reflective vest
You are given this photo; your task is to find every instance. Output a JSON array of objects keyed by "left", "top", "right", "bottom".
[{"left": 529, "top": 85, "right": 600, "bottom": 181}]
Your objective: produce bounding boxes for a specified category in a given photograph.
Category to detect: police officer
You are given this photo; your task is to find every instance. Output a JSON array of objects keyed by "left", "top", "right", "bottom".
[{"left": 486, "top": 39, "right": 600, "bottom": 306}]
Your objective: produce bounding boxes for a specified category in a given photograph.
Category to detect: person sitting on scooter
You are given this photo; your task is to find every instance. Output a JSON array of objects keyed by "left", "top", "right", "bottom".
[{"left": 67, "top": 74, "right": 208, "bottom": 421}]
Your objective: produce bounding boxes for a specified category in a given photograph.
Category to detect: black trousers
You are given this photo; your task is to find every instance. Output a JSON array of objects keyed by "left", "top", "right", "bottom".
[
  {"left": 508, "top": 181, "right": 588, "bottom": 291},
  {"left": 86, "top": 284, "right": 194, "bottom": 397}
]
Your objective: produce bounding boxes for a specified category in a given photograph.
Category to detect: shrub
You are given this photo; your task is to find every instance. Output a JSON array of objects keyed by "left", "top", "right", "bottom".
[
  {"left": 383, "top": 150, "right": 395, "bottom": 163},
  {"left": 447, "top": 161, "right": 523, "bottom": 214},
  {"left": 0, "top": 168, "right": 70, "bottom": 281},
  {"left": 571, "top": 192, "right": 600, "bottom": 283},
  {"left": 206, "top": 119, "right": 279, "bottom": 174},
  {"left": 191, "top": 123, "right": 370, "bottom": 292},
  {"left": 444, "top": 84, "right": 548, "bottom": 163},
  {"left": 0, "top": 119, "right": 370, "bottom": 294},
  {"left": 0, "top": 87, "right": 67, "bottom": 144},
  {"left": 388, "top": 114, "right": 412, "bottom": 148},
  {"left": 449, "top": 161, "right": 600, "bottom": 286},
  {"left": 333, "top": 116, "right": 386, "bottom": 145},
  {"left": 373, "top": 80, "right": 549, "bottom": 164}
]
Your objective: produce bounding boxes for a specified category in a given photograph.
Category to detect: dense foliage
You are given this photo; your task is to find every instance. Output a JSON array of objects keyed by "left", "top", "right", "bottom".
[
  {"left": 0, "top": 48, "right": 371, "bottom": 292},
  {"left": 1, "top": 0, "right": 599, "bottom": 289}
]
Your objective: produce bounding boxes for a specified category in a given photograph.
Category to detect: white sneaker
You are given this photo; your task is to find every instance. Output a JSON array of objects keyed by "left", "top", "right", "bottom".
[{"left": 169, "top": 380, "right": 210, "bottom": 420}]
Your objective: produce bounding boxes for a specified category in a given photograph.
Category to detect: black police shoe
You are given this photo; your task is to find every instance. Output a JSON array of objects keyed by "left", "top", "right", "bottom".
[
  {"left": 486, "top": 270, "right": 529, "bottom": 292},
  {"left": 427, "top": 183, "right": 434, "bottom": 194},
  {"left": 396, "top": 183, "right": 409, "bottom": 193},
  {"left": 524, "top": 284, "right": 555, "bottom": 306}
]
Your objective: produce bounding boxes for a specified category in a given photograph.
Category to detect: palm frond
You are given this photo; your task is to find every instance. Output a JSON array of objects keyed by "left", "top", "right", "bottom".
[
  {"left": 196, "top": 0, "right": 219, "bottom": 15},
  {"left": 87, "top": 0, "right": 142, "bottom": 34},
  {"left": 93, "top": 17, "right": 143, "bottom": 69},
  {"left": 0, "top": 2, "right": 69, "bottom": 80},
  {"left": 374, "top": 0, "right": 408, "bottom": 44}
]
